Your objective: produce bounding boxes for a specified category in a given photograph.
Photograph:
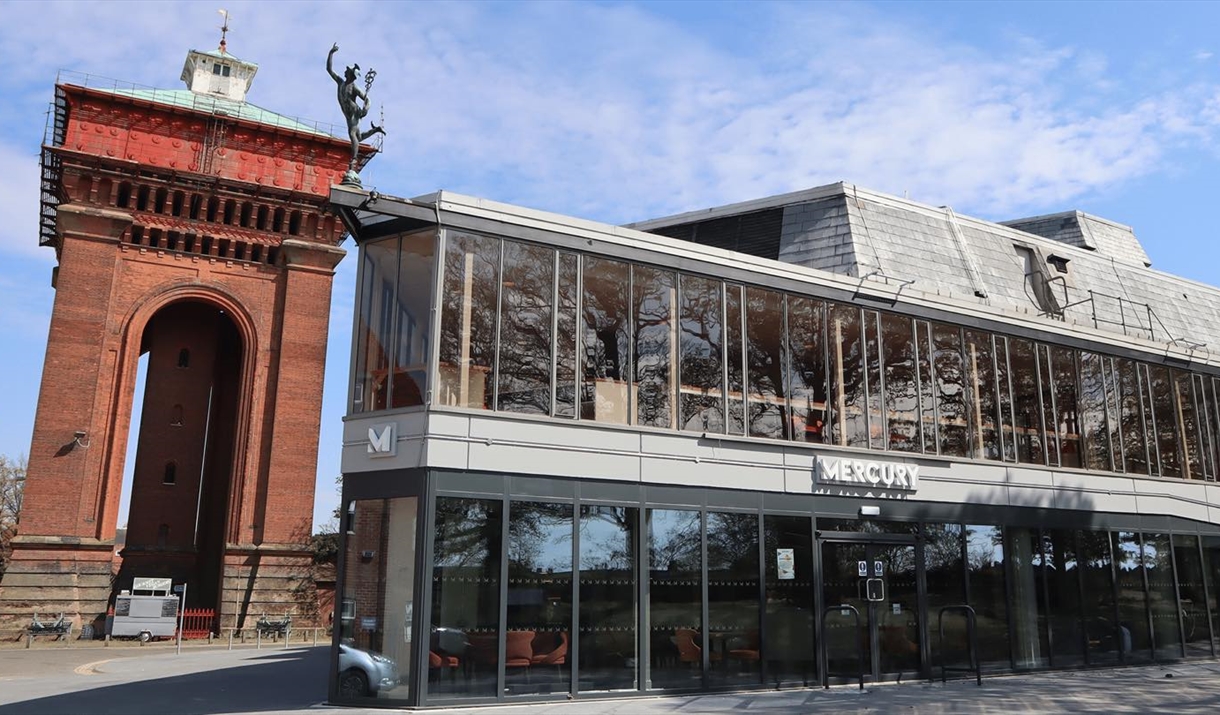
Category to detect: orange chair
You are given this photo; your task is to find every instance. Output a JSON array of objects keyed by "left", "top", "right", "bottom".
[
  {"left": 728, "top": 630, "right": 761, "bottom": 662},
  {"left": 674, "top": 628, "right": 720, "bottom": 664},
  {"left": 505, "top": 630, "right": 536, "bottom": 670},
  {"left": 429, "top": 650, "right": 460, "bottom": 669},
  {"left": 531, "top": 631, "right": 569, "bottom": 666}
]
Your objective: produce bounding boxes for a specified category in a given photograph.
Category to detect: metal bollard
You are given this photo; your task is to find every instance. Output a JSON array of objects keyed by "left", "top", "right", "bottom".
[
  {"left": 25, "top": 634, "right": 31, "bottom": 649},
  {"left": 284, "top": 628, "right": 291, "bottom": 650},
  {"left": 312, "top": 628, "right": 318, "bottom": 646},
  {"left": 105, "top": 635, "right": 110, "bottom": 647},
  {"left": 228, "top": 630, "right": 233, "bottom": 650},
  {"left": 256, "top": 630, "right": 261, "bottom": 649}
]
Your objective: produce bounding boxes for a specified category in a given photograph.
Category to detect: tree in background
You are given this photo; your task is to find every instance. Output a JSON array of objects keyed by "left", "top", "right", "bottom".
[{"left": 0, "top": 455, "right": 27, "bottom": 581}]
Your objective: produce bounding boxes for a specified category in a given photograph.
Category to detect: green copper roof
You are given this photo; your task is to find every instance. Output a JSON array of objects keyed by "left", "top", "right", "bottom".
[{"left": 103, "top": 86, "right": 334, "bottom": 138}]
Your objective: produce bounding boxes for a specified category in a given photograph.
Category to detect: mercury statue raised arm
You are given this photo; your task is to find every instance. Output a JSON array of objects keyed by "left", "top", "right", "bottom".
[{"left": 327, "top": 43, "right": 385, "bottom": 183}]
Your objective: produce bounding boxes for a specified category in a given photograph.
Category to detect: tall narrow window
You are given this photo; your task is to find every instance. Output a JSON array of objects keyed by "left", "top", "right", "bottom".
[
  {"left": 706, "top": 512, "right": 761, "bottom": 687},
  {"left": 389, "top": 231, "right": 436, "bottom": 409},
  {"left": 352, "top": 240, "right": 397, "bottom": 412},
  {"left": 1118, "top": 359, "right": 1149, "bottom": 474},
  {"left": 581, "top": 257, "right": 630, "bottom": 423},
  {"left": 864, "top": 311, "right": 885, "bottom": 450},
  {"left": 786, "top": 297, "right": 826, "bottom": 443},
  {"left": 162, "top": 462, "right": 177, "bottom": 485},
  {"left": 1050, "top": 346, "right": 1081, "bottom": 468},
  {"left": 1149, "top": 366, "right": 1182, "bottom": 477},
  {"left": 554, "top": 253, "right": 579, "bottom": 418},
  {"left": 633, "top": 266, "right": 675, "bottom": 428},
  {"left": 579, "top": 505, "right": 639, "bottom": 692},
  {"left": 828, "top": 303, "right": 867, "bottom": 447},
  {"left": 933, "top": 324, "right": 969, "bottom": 457},
  {"left": 647, "top": 509, "right": 702, "bottom": 690},
  {"left": 965, "top": 331, "right": 1000, "bottom": 460},
  {"left": 496, "top": 241, "right": 554, "bottom": 415},
  {"left": 994, "top": 336, "right": 1018, "bottom": 462},
  {"left": 1176, "top": 371, "right": 1204, "bottom": 479},
  {"left": 678, "top": 275, "right": 724, "bottom": 432},
  {"left": 916, "top": 321, "right": 937, "bottom": 454},
  {"left": 1103, "top": 357, "right": 1125, "bottom": 472},
  {"left": 1078, "top": 352, "right": 1112, "bottom": 471},
  {"left": 745, "top": 288, "right": 786, "bottom": 439},
  {"left": 437, "top": 231, "right": 501, "bottom": 410},
  {"left": 725, "top": 285, "right": 745, "bottom": 436},
  {"left": 170, "top": 404, "right": 184, "bottom": 427},
  {"left": 505, "top": 502, "right": 572, "bottom": 696}
]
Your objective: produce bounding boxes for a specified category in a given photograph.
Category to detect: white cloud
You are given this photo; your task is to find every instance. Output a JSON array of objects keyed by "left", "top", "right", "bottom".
[{"left": 0, "top": 143, "right": 50, "bottom": 261}]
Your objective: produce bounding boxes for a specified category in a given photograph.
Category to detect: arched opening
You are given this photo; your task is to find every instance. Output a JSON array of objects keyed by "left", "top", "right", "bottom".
[{"left": 113, "top": 299, "right": 245, "bottom": 613}]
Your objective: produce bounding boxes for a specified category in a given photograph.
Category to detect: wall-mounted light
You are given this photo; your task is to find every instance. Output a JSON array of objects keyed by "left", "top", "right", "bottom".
[
  {"left": 860, "top": 505, "right": 881, "bottom": 518},
  {"left": 73, "top": 430, "right": 90, "bottom": 449}
]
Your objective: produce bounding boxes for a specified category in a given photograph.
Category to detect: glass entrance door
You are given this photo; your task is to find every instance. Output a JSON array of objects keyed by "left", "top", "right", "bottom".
[{"left": 820, "top": 540, "right": 921, "bottom": 682}]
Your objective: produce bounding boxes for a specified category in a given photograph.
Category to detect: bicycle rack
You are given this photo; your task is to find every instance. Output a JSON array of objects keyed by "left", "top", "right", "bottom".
[
  {"left": 937, "top": 604, "right": 981, "bottom": 686},
  {"left": 821, "top": 604, "right": 865, "bottom": 691}
]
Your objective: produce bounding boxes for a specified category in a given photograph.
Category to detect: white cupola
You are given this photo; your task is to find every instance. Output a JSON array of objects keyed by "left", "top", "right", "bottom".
[{"left": 180, "top": 47, "right": 258, "bottom": 102}]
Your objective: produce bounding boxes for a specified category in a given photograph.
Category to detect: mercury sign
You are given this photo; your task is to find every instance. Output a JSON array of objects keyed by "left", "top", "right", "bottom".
[{"left": 815, "top": 456, "right": 919, "bottom": 491}]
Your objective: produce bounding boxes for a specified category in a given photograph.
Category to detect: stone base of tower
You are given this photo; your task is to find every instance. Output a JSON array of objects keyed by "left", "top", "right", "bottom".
[
  {"left": 0, "top": 537, "right": 116, "bottom": 639},
  {"left": 219, "top": 546, "right": 321, "bottom": 631}
]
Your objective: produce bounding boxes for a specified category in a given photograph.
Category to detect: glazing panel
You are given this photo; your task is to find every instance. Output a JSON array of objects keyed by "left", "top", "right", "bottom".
[
  {"left": 1050, "top": 346, "right": 1081, "bottom": 468},
  {"left": 820, "top": 541, "right": 870, "bottom": 679},
  {"left": 706, "top": 512, "right": 761, "bottom": 687},
  {"left": 1078, "top": 529, "right": 1120, "bottom": 665},
  {"left": 1176, "top": 372, "right": 1203, "bottom": 479},
  {"left": 496, "top": 241, "right": 554, "bottom": 415},
  {"left": 647, "top": 509, "right": 703, "bottom": 690},
  {"left": 578, "top": 505, "right": 639, "bottom": 692},
  {"left": 725, "top": 285, "right": 745, "bottom": 435},
  {"left": 1143, "top": 533, "right": 1183, "bottom": 659},
  {"left": 876, "top": 543, "right": 920, "bottom": 675},
  {"left": 1103, "top": 358, "right": 1125, "bottom": 473},
  {"left": 581, "top": 257, "right": 630, "bottom": 424},
  {"left": 1044, "top": 529, "right": 1084, "bottom": 666},
  {"left": 828, "top": 303, "right": 867, "bottom": 448},
  {"left": 1195, "top": 375, "right": 1217, "bottom": 480},
  {"left": 745, "top": 288, "right": 787, "bottom": 440},
  {"left": 338, "top": 497, "right": 417, "bottom": 704},
  {"left": 505, "top": 502, "right": 572, "bottom": 696},
  {"left": 1077, "top": 352, "right": 1111, "bottom": 471},
  {"left": 1202, "top": 535, "right": 1220, "bottom": 656},
  {"left": 763, "top": 516, "right": 814, "bottom": 686},
  {"left": 1149, "top": 366, "right": 1181, "bottom": 477},
  {"left": 881, "top": 313, "right": 919, "bottom": 453},
  {"left": 353, "top": 239, "right": 398, "bottom": 413},
  {"left": 933, "top": 324, "right": 969, "bottom": 457},
  {"left": 554, "top": 252, "right": 579, "bottom": 418},
  {"left": 965, "top": 525, "right": 1011, "bottom": 667},
  {"left": 1171, "top": 534, "right": 1212, "bottom": 658},
  {"left": 1009, "top": 338, "right": 1044, "bottom": 465},
  {"left": 1007, "top": 527, "right": 1048, "bottom": 669},
  {"left": 916, "top": 321, "right": 938, "bottom": 454},
  {"left": 678, "top": 275, "right": 725, "bottom": 433},
  {"left": 1113, "top": 531, "right": 1152, "bottom": 662},
  {"left": 865, "top": 311, "right": 885, "bottom": 450},
  {"left": 923, "top": 524, "right": 967, "bottom": 668},
  {"left": 1037, "top": 345, "right": 1061, "bottom": 466},
  {"left": 965, "top": 331, "right": 1000, "bottom": 460},
  {"left": 428, "top": 497, "right": 503, "bottom": 699},
  {"left": 633, "top": 266, "right": 675, "bottom": 429},
  {"left": 994, "top": 336, "right": 1018, "bottom": 462},
  {"left": 390, "top": 232, "right": 436, "bottom": 409},
  {"left": 786, "top": 297, "right": 826, "bottom": 443},
  {"left": 437, "top": 232, "right": 501, "bottom": 410},
  {"left": 1118, "top": 359, "right": 1149, "bottom": 475}
]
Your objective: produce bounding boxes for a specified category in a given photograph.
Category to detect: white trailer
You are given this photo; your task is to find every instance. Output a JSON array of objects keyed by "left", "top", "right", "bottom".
[{"left": 110, "top": 595, "right": 179, "bottom": 641}]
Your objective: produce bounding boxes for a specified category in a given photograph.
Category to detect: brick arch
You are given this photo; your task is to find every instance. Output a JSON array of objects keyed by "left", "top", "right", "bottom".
[{"left": 96, "top": 282, "right": 262, "bottom": 546}]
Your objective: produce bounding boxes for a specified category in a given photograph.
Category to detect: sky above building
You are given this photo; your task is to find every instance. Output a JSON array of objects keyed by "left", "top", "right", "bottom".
[{"left": 1, "top": 1, "right": 1218, "bottom": 531}]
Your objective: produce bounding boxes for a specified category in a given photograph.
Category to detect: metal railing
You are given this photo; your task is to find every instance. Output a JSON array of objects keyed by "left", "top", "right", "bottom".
[
  {"left": 821, "top": 604, "right": 865, "bottom": 691},
  {"left": 936, "top": 604, "right": 981, "bottom": 686}
]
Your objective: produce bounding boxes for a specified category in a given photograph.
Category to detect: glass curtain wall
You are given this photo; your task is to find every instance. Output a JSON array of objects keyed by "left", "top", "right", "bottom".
[
  {"left": 1007, "top": 527, "right": 1048, "bottom": 669},
  {"left": 881, "top": 314, "right": 920, "bottom": 452},
  {"left": 633, "top": 267, "right": 676, "bottom": 429},
  {"left": 1044, "top": 529, "right": 1084, "bottom": 667},
  {"left": 923, "top": 524, "right": 967, "bottom": 667},
  {"left": 581, "top": 258, "right": 631, "bottom": 423},
  {"left": 745, "top": 289, "right": 787, "bottom": 440},
  {"left": 828, "top": 304, "right": 867, "bottom": 447},
  {"left": 965, "top": 525, "right": 1010, "bottom": 668},
  {"left": 496, "top": 243, "right": 554, "bottom": 415},
  {"left": 762, "top": 516, "right": 815, "bottom": 685},
  {"left": 725, "top": 285, "right": 746, "bottom": 435},
  {"left": 437, "top": 232, "right": 500, "bottom": 410},
  {"left": 1078, "top": 529, "right": 1120, "bottom": 665},
  {"left": 1113, "top": 531, "right": 1153, "bottom": 663},
  {"left": 678, "top": 275, "right": 725, "bottom": 433},
  {"left": 647, "top": 509, "right": 704, "bottom": 690},
  {"left": 505, "top": 503, "right": 573, "bottom": 696},
  {"left": 1203, "top": 535, "right": 1220, "bottom": 657},
  {"left": 706, "top": 513, "right": 761, "bottom": 687},
  {"left": 1171, "top": 534, "right": 1212, "bottom": 658},
  {"left": 786, "top": 297, "right": 827, "bottom": 443},
  {"left": 578, "top": 506, "right": 639, "bottom": 691},
  {"left": 1143, "top": 532, "right": 1183, "bottom": 659}
]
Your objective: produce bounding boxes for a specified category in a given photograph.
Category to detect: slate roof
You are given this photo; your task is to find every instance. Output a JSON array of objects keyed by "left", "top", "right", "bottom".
[{"left": 631, "top": 183, "right": 1218, "bottom": 362}]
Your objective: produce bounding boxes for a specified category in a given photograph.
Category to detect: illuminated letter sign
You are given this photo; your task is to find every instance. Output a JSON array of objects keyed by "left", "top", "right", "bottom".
[
  {"left": 814, "top": 456, "right": 918, "bottom": 492},
  {"left": 367, "top": 423, "right": 397, "bottom": 457}
]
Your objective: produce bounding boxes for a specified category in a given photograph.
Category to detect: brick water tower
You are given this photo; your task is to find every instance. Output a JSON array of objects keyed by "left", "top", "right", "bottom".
[{"left": 0, "top": 38, "right": 372, "bottom": 635}]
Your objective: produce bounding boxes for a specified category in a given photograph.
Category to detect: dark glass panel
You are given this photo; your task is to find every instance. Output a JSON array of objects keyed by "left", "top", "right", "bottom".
[
  {"left": 1009, "top": 338, "right": 1044, "bottom": 465},
  {"left": 437, "top": 232, "right": 501, "bottom": 410},
  {"left": 1078, "top": 529, "right": 1120, "bottom": 665},
  {"left": 578, "top": 505, "right": 639, "bottom": 692},
  {"left": 1172, "top": 534, "right": 1211, "bottom": 658},
  {"left": 633, "top": 266, "right": 675, "bottom": 429},
  {"left": 389, "top": 232, "right": 435, "bottom": 409},
  {"left": 678, "top": 275, "right": 724, "bottom": 433},
  {"left": 1050, "top": 346, "right": 1081, "bottom": 468},
  {"left": 647, "top": 509, "right": 703, "bottom": 690},
  {"left": 828, "top": 303, "right": 867, "bottom": 448},
  {"left": 933, "top": 324, "right": 969, "bottom": 457},
  {"left": 581, "top": 257, "right": 631, "bottom": 424},
  {"left": 1044, "top": 529, "right": 1084, "bottom": 666},
  {"left": 1202, "top": 535, "right": 1220, "bottom": 656},
  {"left": 877, "top": 543, "right": 920, "bottom": 675},
  {"left": 1007, "top": 527, "right": 1049, "bottom": 669},
  {"left": 1142, "top": 533, "right": 1183, "bottom": 659},
  {"left": 745, "top": 288, "right": 787, "bottom": 439},
  {"left": 923, "top": 524, "right": 967, "bottom": 668},
  {"left": 1176, "top": 372, "right": 1204, "bottom": 479},
  {"left": 819, "top": 540, "right": 870, "bottom": 678},
  {"left": 505, "top": 502, "right": 572, "bottom": 696},
  {"left": 786, "top": 297, "right": 826, "bottom": 443},
  {"left": 353, "top": 240, "right": 397, "bottom": 413},
  {"left": 1118, "top": 359, "right": 1149, "bottom": 475},
  {"left": 1149, "top": 367, "right": 1182, "bottom": 478},
  {"left": 1038, "top": 345, "right": 1061, "bottom": 466},
  {"left": 864, "top": 311, "right": 885, "bottom": 450},
  {"left": 554, "top": 253, "right": 579, "bottom": 418},
  {"left": 1078, "top": 352, "right": 1111, "bottom": 471},
  {"left": 725, "top": 285, "right": 745, "bottom": 435},
  {"left": 916, "top": 321, "right": 938, "bottom": 454},
  {"left": 338, "top": 498, "right": 418, "bottom": 704},
  {"left": 496, "top": 241, "right": 554, "bottom": 415},
  {"left": 706, "top": 512, "right": 761, "bottom": 687},
  {"left": 817, "top": 518, "right": 918, "bottom": 535},
  {"left": 965, "top": 525, "right": 1010, "bottom": 668},
  {"left": 965, "top": 330, "right": 1000, "bottom": 460},
  {"left": 1196, "top": 375, "right": 1217, "bottom": 480},
  {"left": 1113, "top": 531, "right": 1152, "bottom": 662},
  {"left": 994, "top": 336, "right": 1018, "bottom": 462},
  {"left": 881, "top": 313, "right": 919, "bottom": 453},
  {"left": 429, "top": 497, "right": 503, "bottom": 699},
  {"left": 763, "top": 515, "right": 814, "bottom": 686},
  {"left": 1103, "top": 358, "right": 1125, "bottom": 472}
]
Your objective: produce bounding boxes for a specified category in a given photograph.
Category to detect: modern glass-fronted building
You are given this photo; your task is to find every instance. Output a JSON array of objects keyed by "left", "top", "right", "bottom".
[{"left": 328, "top": 182, "right": 1220, "bottom": 707}]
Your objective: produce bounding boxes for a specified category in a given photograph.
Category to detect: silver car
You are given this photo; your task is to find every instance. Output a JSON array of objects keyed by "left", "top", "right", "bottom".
[{"left": 338, "top": 643, "right": 399, "bottom": 697}]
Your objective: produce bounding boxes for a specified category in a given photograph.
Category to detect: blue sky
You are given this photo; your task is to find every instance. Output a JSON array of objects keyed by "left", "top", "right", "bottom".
[{"left": 1, "top": 1, "right": 1218, "bottom": 532}]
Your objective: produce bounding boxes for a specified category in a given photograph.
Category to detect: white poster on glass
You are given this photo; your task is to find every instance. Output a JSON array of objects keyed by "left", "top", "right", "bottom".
[{"left": 776, "top": 548, "right": 796, "bottom": 580}]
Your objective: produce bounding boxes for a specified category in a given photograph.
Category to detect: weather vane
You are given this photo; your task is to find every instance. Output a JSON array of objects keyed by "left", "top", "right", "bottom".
[
  {"left": 327, "top": 44, "right": 386, "bottom": 186},
  {"left": 217, "top": 9, "right": 231, "bottom": 54}
]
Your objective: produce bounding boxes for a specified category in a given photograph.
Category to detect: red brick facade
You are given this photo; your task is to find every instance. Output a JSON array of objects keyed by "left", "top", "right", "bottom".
[{"left": 0, "top": 80, "right": 367, "bottom": 635}]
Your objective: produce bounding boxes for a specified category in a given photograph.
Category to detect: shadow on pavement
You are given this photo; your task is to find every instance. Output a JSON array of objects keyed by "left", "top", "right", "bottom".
[{"left": 0, "top": 647, "right": 329, "bottom": 715}]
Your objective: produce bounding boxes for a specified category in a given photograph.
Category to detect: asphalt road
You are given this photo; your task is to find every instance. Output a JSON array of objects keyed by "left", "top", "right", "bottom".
[{"left": 1, "top": 643, "right": 1219, "bottom": 715}]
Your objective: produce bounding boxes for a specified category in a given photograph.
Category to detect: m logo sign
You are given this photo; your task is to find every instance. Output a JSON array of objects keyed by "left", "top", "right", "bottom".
[{"left": 367, "top": 423, "right": 397, "bottom": 458}]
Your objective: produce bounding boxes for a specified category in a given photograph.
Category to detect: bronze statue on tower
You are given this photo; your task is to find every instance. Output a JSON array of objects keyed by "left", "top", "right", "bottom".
[{"left": 327, "top": 43, "right": 385, "bottom": 185}]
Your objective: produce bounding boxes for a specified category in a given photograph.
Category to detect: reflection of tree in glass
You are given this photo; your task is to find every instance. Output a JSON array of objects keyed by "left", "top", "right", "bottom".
[
  {"left": 634, "top": 267, "right": 673, "bottom": 428},
  {"left": 433, "top": 498, "right": 501, "bottom": 571},
  {"left": 508, "top": 502, "right": 572, "bottom": 573},
  {"left": 745, "top": 288, "right": 787, "bottom": 439},
  {"left": 580, "top": 506, "right": 634, "bottom": 570},
  {"left": 679, "top": 276, "right": 724, "bottom": 431},
  {"left": 497, "top": 242, "right": 554, "bottom": 415},
  {"left": 706, "top": 513, "right": 757, "bottom": 575},
  {"left": 438, "top": 233, "right": 501, "bottom": 408},
  {"left": 649, "top": 511, "right": 701, "bottom": 572},
  {"left": 581, "top": 258, "right": 630, "bottom": 419}
]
